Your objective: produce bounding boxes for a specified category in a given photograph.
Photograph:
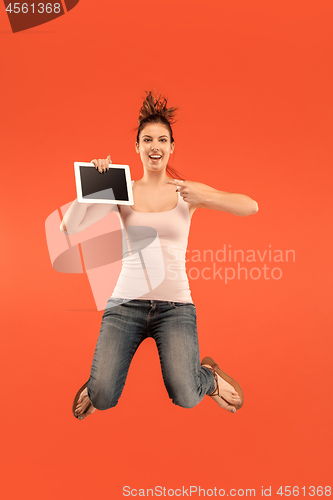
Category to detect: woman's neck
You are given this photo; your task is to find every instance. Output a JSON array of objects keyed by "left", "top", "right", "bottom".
[{"left": 138, "top": 169, "right": 172, "bottom": 187}]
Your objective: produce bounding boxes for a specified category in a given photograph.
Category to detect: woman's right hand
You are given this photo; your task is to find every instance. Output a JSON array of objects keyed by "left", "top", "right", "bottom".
[{"left": 91, "top": 154, "right": 112, "bottom": 174}]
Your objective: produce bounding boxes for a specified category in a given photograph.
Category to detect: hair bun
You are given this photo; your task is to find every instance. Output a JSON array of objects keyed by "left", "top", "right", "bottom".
[{"left": 138, "top": 90, "right": 177, "bottom": 124}]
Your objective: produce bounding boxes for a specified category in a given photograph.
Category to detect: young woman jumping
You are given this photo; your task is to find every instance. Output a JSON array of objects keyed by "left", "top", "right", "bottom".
[{"left": 61, "top": 91, "right": 258, "bottom": 420}]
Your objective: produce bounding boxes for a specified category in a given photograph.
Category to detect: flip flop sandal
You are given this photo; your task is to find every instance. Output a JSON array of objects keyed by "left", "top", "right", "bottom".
[
  {"left": 72, "top": 381, "right": 89, "bottom": 419},
  {"left": 201, "top": 357, "right": 244, "bottom": 409}
]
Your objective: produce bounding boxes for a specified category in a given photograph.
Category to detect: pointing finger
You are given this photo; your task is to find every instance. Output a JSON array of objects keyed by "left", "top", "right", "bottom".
[
  {"left": 165, "top": 180, "right": 179, "bottom": 186},
  {"left": 166, "top": 180, "right": 187, "bottom": 187}
]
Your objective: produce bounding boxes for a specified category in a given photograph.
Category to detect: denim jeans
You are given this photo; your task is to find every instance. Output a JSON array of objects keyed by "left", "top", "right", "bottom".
[{"left": 87, "top": 298, "right": 216, "bottom": 410}]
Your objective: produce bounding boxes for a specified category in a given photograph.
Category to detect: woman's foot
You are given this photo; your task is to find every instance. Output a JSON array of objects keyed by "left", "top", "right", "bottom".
[
  {"left": 201, "top": 357, "right": 244, "bottom": 413},
  {"left": 73, "top": 384, "right": 96, "bottom": 420},
  {"left": 202, "top": 365, "right": 239, "bottom": 412}
]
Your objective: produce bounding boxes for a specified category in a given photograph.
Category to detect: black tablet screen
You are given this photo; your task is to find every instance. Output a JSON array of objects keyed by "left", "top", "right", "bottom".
[{"left": 79, "top": 166, "right": 129, "bottom": 201}]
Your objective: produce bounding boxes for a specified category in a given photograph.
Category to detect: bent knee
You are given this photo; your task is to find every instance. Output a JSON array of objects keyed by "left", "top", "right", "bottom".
[
  {"left": 92, "top": 398, "right": 119, "bottom": 411},
  {"left": 173, "top": 400, "right": 199, "bottom": 409},
  {"left": 88, "top": 384, "right": 121, "bottom": 411},
  {"left": 171, "top": 390, "right": 202, "bottom": 409}
]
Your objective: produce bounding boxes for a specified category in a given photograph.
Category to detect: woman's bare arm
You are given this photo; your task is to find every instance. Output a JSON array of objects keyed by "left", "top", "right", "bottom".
[
  {"left": 166, "top": 179, "right": 258, "bottom": 217},
  {"left": 193, "top": 187, "right": 258, "bottom": 216},
  {"left": 60, "top": 200, "right": 116, "bottom": 235},
  {"left": 60, "top": 154, "right": 116, "bottom": 234}
]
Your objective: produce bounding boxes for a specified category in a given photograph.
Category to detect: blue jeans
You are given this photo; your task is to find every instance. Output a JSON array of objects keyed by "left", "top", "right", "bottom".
[{"left": 87, "top": 298, "right": 216, "bottom": 410}]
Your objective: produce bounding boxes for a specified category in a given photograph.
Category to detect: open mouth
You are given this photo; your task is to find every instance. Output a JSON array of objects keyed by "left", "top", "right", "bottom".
[{"left": 149, "top": 154, "right": 162, "bottom": 161}]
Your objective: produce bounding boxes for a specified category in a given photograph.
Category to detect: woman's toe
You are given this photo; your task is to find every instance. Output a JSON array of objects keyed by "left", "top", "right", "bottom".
[{"left": 219, "top": 397, "right": 237, "bottom": 413}]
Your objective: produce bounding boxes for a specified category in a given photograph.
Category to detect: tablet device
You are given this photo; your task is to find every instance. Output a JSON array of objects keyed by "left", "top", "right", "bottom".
[{"left": 74, "top": 162, "right": 134, "bottom": 205}]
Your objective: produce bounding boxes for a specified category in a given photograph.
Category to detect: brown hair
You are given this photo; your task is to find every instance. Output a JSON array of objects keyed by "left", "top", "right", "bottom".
[{"left": 136, "top": 91, "right": 185, "bottom": 181}]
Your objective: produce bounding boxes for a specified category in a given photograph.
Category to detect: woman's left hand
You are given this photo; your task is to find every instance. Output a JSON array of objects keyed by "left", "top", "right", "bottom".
[
  {"left": 165, "top": 179, "right": 213, "bottom": 205},
  {"left": 166, "top": 179, "right": 259, "bottom": 215}
]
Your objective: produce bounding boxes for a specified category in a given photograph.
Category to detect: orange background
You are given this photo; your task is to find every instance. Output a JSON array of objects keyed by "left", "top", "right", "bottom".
[{"left": 1, "top": 1, "right": 332, "bottom": 498}]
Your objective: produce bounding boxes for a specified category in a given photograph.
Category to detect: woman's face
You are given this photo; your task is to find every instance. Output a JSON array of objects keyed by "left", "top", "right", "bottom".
[{"left": 135, "top": 123, "right": 174, "bottom": 173}]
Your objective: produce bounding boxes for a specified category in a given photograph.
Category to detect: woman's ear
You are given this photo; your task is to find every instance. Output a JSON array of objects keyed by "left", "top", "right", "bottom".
[
  {"left": 170, "top": 142, "right": 175, "bottom": 154},
  {"left": 135, "top": 142, "right": 140, "bottom": 153}
]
